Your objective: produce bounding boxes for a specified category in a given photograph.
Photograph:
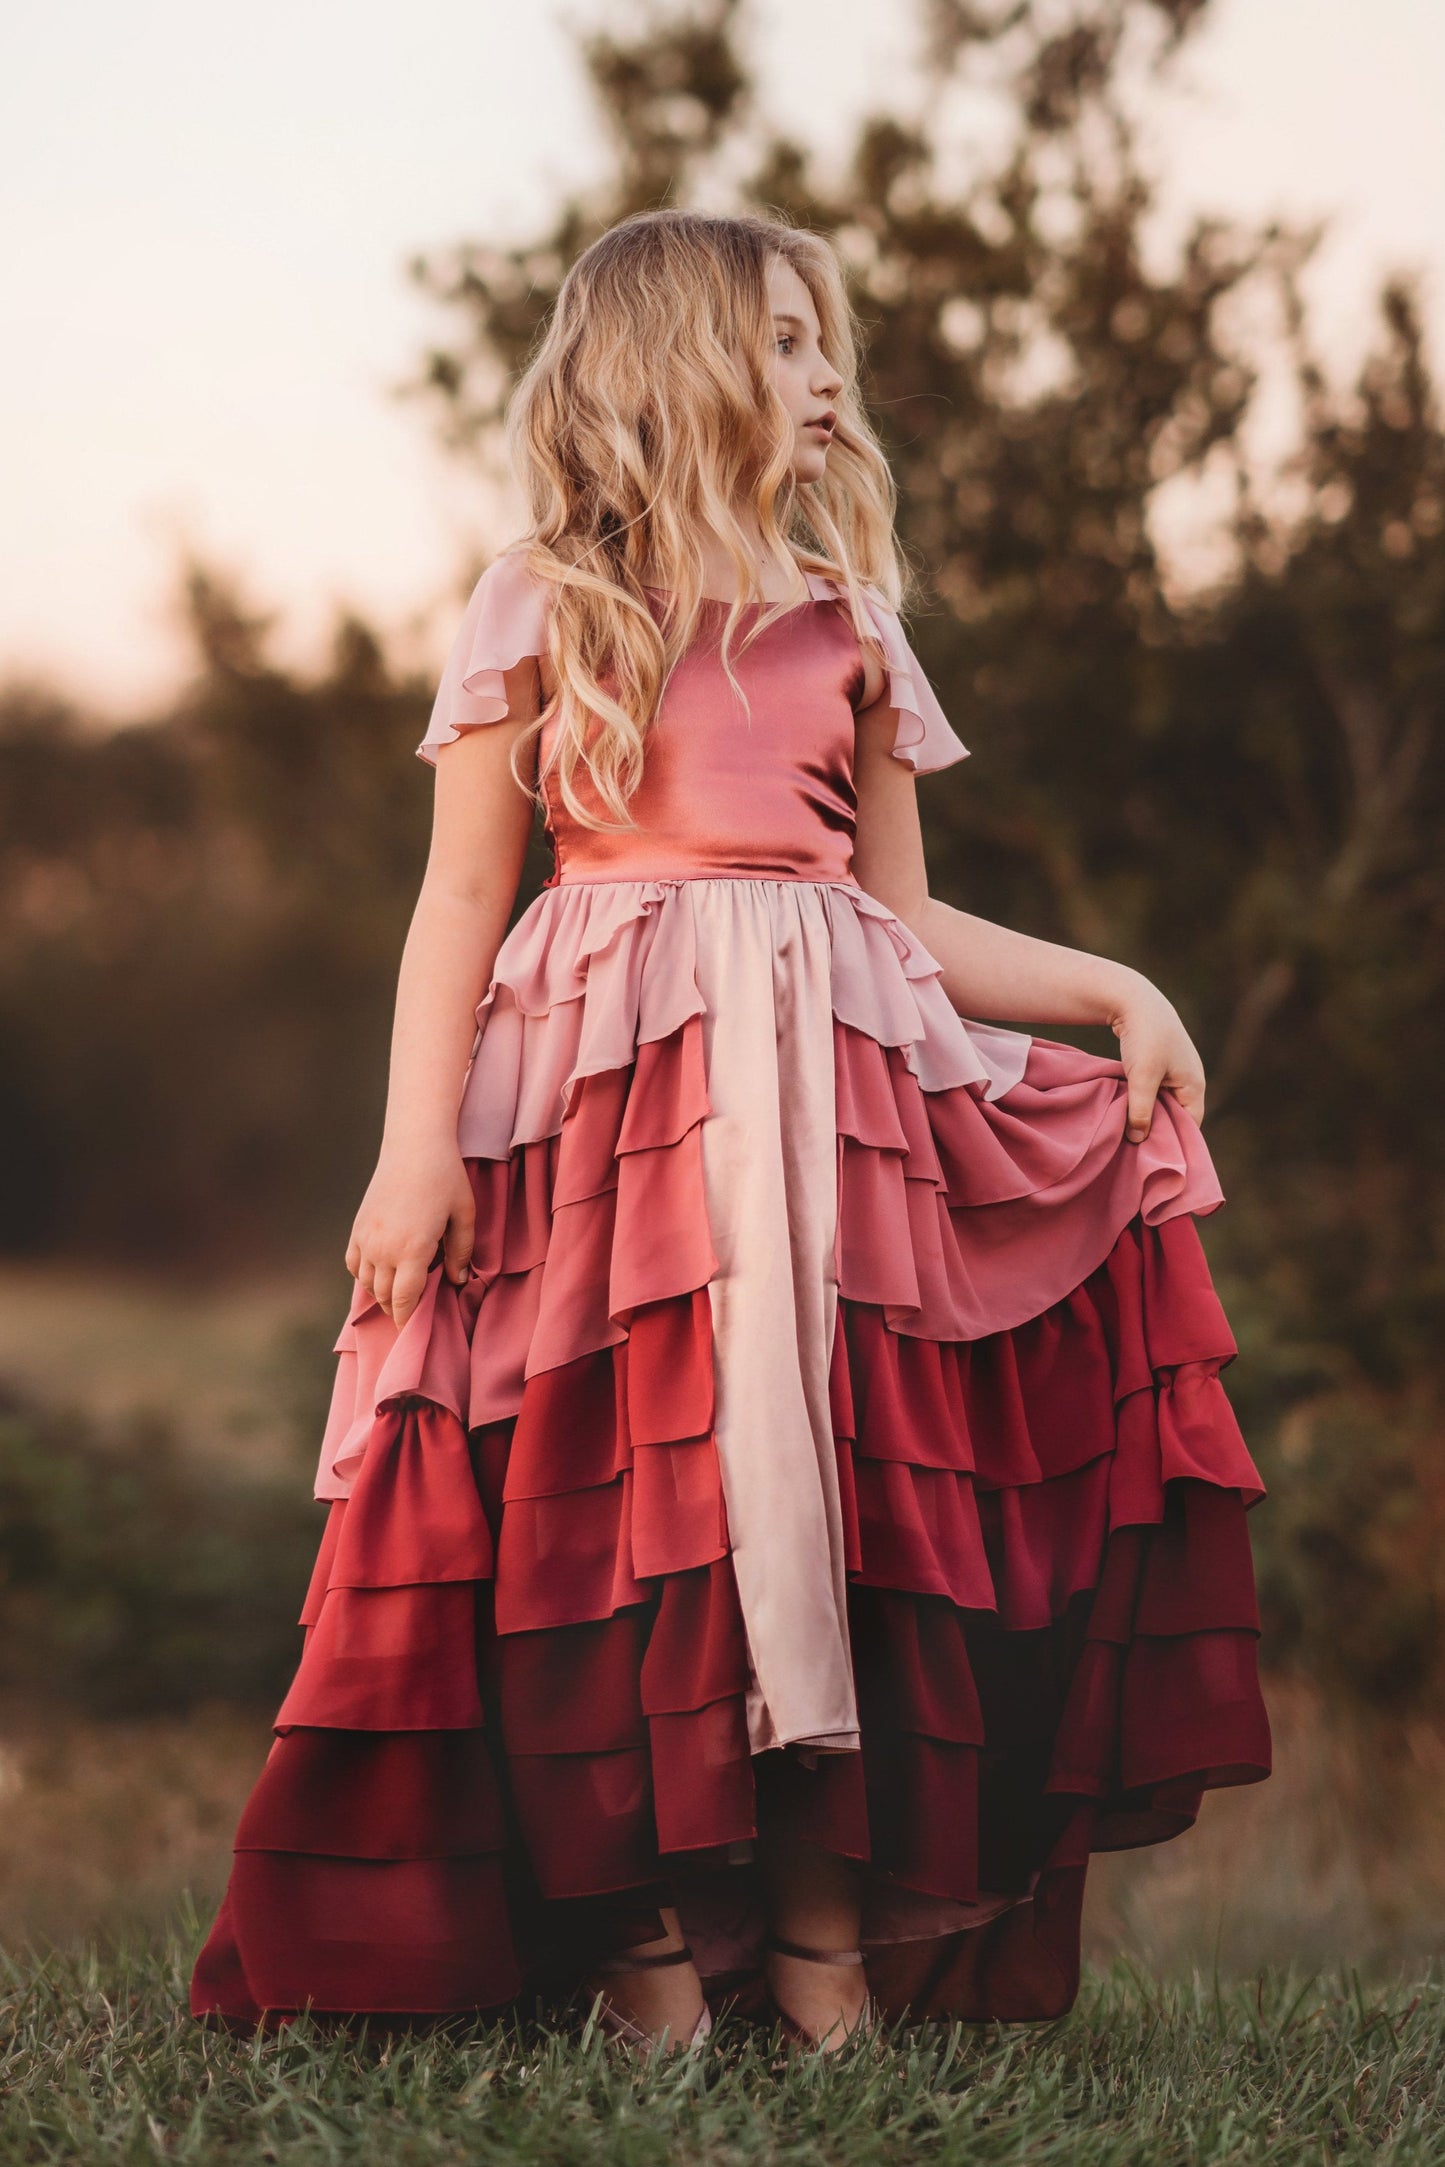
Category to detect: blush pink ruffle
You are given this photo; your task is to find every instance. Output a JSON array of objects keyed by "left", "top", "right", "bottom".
[{"left": 417, "top": 552, "right": 550, "bottom": 765}]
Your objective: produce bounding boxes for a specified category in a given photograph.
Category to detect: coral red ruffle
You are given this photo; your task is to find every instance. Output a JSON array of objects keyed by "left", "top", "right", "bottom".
[{"left": 315, "top": 931, "right": 1226, "bottom": 1503}]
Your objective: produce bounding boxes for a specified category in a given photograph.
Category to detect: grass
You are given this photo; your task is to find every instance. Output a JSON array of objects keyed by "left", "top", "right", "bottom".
[{"left": 2, "top": 1917, "right": 1444, "bottom": 2165}]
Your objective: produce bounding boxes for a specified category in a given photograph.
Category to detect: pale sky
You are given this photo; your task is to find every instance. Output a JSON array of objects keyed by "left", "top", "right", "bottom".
[{"left": 2, "top": 0, "right": 1442, "bottom": 720}]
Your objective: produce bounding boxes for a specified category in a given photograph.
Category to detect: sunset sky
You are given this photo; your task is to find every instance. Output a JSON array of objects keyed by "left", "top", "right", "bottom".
[{"left": 3, "top": 0, "right": 1442, "bottom": 720}]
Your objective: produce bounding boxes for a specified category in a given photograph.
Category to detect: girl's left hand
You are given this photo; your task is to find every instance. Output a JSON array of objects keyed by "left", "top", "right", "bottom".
[{"left": 1109, "top": 980, "right": 1206, "bottom": 1143}]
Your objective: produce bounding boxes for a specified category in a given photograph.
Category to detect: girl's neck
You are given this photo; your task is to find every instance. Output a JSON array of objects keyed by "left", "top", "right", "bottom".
[{"left": 642, "top": 529, "right": 808, "bottom": 607}]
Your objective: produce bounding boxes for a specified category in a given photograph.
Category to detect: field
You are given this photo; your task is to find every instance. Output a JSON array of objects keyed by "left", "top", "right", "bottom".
[{"left": 3, "top": 1931, "right": 1444, "bottom": 2166}]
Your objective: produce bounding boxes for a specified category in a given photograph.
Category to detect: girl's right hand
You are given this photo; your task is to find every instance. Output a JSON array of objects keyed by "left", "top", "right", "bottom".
[{"left": 344, "top": 1143, "right": 477, "bottom": 1330}]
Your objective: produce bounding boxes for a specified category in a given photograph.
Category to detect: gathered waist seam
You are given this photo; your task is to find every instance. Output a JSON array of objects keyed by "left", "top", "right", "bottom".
[{"left": 544, "top": 871, "right": 863, "bottom": 890}]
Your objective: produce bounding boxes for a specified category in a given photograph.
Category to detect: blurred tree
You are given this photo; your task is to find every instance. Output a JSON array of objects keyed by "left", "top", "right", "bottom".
[
  {"left": 405, "top": 0, "right": 1445, "bottom": 1704},
  {"left": 0, "top": 572, "right": 548, "bottom": 1266}
]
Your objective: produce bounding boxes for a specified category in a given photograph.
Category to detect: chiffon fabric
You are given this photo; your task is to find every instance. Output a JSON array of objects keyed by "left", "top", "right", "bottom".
[{"left": 191, "top": 553, "right": 1270, "bottom": 2030}]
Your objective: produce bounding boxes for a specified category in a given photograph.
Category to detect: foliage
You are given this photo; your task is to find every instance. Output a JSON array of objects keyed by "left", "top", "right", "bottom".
[
  {"left": 2, "top": 1929, "right": 1445, "bottom": 2163},
  {"left": 0, "top": 1382, "right": 320, "bottom": 1716},
  {"left": 1254, "top": 1391, "right": 1445, "bottom": 1710}
]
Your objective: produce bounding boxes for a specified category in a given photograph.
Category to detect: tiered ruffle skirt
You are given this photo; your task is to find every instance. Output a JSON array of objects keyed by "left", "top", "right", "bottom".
[{"left": 191, "top": 877, "right": 1270, "bottom": 2028}]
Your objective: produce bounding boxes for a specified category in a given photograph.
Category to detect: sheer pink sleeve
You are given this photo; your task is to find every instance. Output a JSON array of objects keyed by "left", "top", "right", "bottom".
[
  {"left": 857, "top": 586, "right": 970, "bottom": 775},
  {"left": 416, "top": 551, "right": 552, "bottom": 767}
]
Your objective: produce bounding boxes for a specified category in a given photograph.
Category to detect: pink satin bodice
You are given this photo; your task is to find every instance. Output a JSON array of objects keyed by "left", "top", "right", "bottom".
[
  {"left": 414, "top": 550, "right": 971, "bottom": 825},
  {"left": 537, "top": 595, "right": 868, "bottom": 888}
]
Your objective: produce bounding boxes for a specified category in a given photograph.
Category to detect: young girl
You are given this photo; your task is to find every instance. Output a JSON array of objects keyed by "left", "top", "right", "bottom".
[{"left": 191, "top": 208, "right": 1270, "bottom": 2056}]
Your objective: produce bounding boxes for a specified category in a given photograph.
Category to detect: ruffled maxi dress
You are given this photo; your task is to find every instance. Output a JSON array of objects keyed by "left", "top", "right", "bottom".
[{"left": 191, "top": 554, "right": 1271, "bottom": 2029}]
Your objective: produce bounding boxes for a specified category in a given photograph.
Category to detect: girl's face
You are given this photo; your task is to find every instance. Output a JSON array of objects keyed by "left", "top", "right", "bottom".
[{"left": 766, "top": 254, "right": 844, "bottom": 484}]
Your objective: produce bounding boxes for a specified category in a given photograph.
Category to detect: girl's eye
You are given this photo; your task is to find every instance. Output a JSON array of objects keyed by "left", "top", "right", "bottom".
[{"left": 776, "top": 334, "right": 795, "bottom": 355}]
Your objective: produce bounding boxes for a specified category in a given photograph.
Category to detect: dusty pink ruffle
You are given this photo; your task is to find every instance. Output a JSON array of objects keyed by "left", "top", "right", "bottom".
[
  {"left": 453, "top": 877, "right": 1026, "bottom": 1156},
  {"left": 315, "top": 877, "right": 1223, "bottom": 1506}
]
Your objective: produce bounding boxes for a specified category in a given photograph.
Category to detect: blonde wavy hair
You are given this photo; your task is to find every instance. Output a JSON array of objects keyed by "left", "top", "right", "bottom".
[{"left": 496, "top": 207, "right": 912, "bottom": 832}]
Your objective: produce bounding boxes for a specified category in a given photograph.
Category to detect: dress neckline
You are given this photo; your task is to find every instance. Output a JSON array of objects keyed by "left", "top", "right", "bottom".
[{"left": 642, "top": 583, "right": 820, "bottom": 611}]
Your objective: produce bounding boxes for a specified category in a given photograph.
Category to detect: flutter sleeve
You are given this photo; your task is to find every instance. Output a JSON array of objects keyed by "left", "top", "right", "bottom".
[
  {"left": 857, "top": 585, "right": 971, "bottom": 775},
  {"left": 416, "top": 550, "right": 552, "bottom": 767}
]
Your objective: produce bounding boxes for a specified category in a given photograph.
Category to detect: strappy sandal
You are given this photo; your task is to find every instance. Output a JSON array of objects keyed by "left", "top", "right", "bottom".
[
  {"left": 584, "top": 1940, "right": 713, "bottom": 2057},
  {"left": 761, "top": 1932, "right": 881, "bottom": 2051}
]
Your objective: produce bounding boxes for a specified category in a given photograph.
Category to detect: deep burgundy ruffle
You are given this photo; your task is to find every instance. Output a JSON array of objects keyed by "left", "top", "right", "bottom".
[{"left": 191, "top": 1199, "right": 1269, "bottom": 2028}]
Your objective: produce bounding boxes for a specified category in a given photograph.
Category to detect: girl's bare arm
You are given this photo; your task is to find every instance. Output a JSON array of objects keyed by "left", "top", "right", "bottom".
[
  {"left": 850, "top": 670, "right": 1206, "bottom": 1144},
  {"left": 345, "top": 658, "right": 541, "bottom": 1328}
]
